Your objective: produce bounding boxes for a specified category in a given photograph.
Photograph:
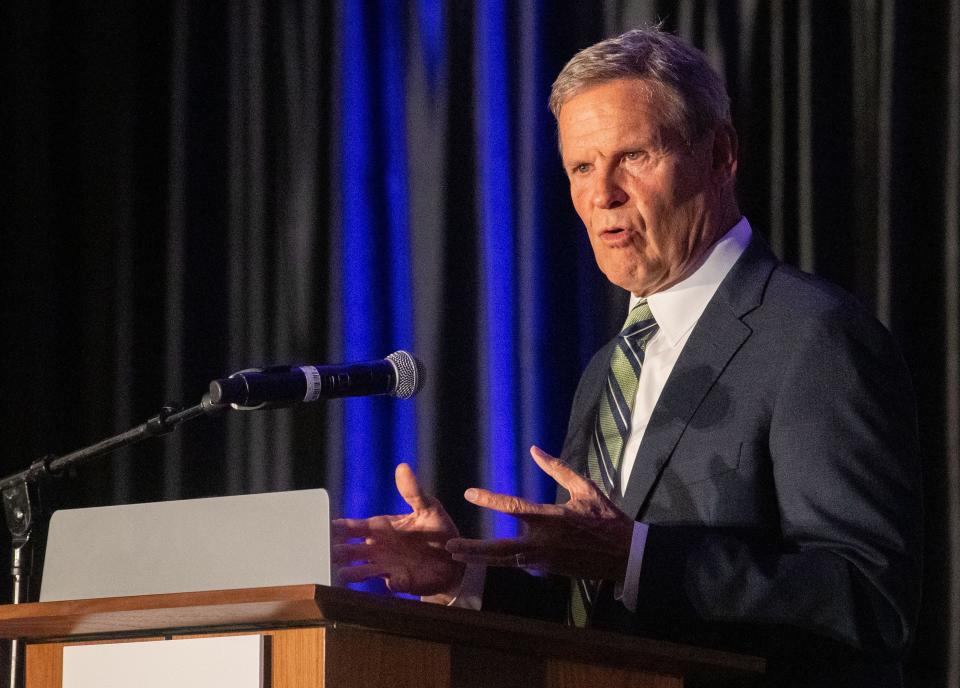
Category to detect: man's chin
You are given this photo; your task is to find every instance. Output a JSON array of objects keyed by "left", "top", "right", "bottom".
[
  {"left": 609, "top": 276, "right": 656, "bottom": 296},
  {"left": 601, "top": 263, "right": 663, "bottom": 296}
]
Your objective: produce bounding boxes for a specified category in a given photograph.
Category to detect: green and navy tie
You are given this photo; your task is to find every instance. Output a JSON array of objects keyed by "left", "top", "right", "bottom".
[{"left": 572, "top": 299, "right": 659, "bottom": 627}]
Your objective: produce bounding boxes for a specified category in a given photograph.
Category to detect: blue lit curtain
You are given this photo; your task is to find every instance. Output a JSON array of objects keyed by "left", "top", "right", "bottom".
[
  {"left": 1, "top": 1, "right": 957, "bottom": 685},
  {"left": 329, "top": 1, "right": 620, "bottom": 542}
]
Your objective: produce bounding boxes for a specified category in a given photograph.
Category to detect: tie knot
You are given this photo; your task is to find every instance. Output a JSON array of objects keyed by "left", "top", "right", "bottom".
[{"left": 620, "top": 299, "right": 656, "bottom": 340}]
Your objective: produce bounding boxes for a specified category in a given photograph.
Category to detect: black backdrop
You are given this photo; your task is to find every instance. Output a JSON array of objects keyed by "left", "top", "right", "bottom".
[{"left": 1, "top": 2, "right": 957, "bottom": 685}]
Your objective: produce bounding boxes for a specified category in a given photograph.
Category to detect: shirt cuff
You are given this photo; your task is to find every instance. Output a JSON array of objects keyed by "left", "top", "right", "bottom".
[
  {"left": 446, "top": 562, "right": 486, "bottom": 610},
  {"left": 613, "top": 521, "right": 649, "bottom": 612}
]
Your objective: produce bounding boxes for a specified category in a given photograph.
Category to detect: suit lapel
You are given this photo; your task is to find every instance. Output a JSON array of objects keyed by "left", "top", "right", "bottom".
[
  {"left": 562, "top": 339, "right": 617, "bottom": 476},
  {"left": 620, "top": 236, "right": 778, "bottom": 518}
]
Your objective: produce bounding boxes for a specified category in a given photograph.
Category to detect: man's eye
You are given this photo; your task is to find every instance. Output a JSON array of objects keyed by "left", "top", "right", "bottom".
[
  {"left": 573, "top": 163, "right": 590, "bottom": 174},
  {"left": 624, "top": 151, "right": 643, "bottom": 161}
]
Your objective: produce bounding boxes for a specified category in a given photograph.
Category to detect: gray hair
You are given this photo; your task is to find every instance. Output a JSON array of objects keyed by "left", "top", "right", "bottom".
[{"left": 549, "top": 27, "right": 731, "bottom": 146}]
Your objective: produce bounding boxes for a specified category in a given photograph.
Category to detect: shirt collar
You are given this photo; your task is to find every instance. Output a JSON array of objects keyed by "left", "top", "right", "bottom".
[{"left": 629, "top": 217, "right": 752, "bottom": 347}]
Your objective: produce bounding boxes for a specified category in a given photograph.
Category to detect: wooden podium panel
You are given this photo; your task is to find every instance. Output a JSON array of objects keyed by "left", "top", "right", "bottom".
[{"left": 0, "top": 585, "right": 763, "bottom": 688}]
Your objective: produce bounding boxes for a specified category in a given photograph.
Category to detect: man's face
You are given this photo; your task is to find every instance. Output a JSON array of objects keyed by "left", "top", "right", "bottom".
[{"left": 558, "top": 78, "right": 734, "bottom": 296}]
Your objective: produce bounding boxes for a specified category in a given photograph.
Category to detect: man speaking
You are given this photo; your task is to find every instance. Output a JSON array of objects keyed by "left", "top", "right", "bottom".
[{"left": 333, "top": 27, "right": 921, "bottom": 687}]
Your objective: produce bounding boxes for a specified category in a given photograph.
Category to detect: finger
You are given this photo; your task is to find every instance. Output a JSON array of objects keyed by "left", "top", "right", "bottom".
[
  {"left": 331, "top": 518, "right": 373, "bottom": 539},
  {"left": 395, "top": 462, "right": 431, "bottom": 511},
  {"left": 451, "top": 553, "right": 537, "bottom": 568},
  {"left": 331, "top": 542, "right": 371, "bottom": 564},
  {"left": 337, "top": 563, "right": 389, "bottom": 584},
  {"left": 463, "top": 487, "right": 564, "bottom": 517},
  {"left": 446, "top": 537, "right": 528, "bottom": 557},
  {"left": 529, "top": 445, "right": 594, "bottom": 494}
]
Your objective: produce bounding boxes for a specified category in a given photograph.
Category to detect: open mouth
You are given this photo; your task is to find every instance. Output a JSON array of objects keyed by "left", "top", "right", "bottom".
[{"left": 599, "top": 227, "right": 632, "bottom": 246}]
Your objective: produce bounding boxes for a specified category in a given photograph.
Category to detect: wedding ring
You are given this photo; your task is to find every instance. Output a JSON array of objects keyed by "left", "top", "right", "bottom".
[{"left": 515, "top": 553, "right": 527, "bottom": 568}]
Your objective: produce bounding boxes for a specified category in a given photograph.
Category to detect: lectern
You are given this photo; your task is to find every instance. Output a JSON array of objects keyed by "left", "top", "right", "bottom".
[{"left": 0, "top": 585, "right": 763, "bottom": 687}]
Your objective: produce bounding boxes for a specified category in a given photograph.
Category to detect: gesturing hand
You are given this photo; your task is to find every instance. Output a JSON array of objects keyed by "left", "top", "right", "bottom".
[
  {"left": 445, "top": 446, "right": 634, "bottom": 582},
  {"left": 331, "top": 463, "right": 465, "bottom": 600}
]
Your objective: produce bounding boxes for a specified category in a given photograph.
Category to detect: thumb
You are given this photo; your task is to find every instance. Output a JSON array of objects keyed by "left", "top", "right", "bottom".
[{"left": 395, "top": 463, "right": 429, "bottom": 511}]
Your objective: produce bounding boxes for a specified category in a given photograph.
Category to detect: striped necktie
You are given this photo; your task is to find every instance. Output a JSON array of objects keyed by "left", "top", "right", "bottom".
[{"left": 572, "top": 299, "right": 659, "bottom": 627}]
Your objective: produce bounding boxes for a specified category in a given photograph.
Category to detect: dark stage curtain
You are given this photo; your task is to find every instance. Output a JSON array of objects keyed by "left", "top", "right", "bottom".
[{"left": 1, "top": 1, "right": 957, "bottom": 685}]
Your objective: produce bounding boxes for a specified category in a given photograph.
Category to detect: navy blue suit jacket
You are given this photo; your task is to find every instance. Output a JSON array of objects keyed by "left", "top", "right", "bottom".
[{"left": 484, "top": 236, "right": 922, "bottom": 687}]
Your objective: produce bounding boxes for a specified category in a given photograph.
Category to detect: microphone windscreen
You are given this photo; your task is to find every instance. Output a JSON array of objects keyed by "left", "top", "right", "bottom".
[{"left": 387, "top": 351, "right": 425, "bottom": 399}]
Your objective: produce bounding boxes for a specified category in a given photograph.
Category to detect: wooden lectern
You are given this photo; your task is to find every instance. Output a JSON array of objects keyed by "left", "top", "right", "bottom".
[{"left": 0, "top": 585, "right": 763, "bottom": 687}]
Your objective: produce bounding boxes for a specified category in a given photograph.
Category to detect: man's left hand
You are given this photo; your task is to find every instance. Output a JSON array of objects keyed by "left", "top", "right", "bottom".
[{"left": 445, "top": 446, "right": 634, "bottom": 582}]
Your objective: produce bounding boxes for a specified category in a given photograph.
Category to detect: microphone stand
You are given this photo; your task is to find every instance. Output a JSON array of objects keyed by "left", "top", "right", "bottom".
[{"left": 0, "top": 395, "right": 223, "bottom": 688}]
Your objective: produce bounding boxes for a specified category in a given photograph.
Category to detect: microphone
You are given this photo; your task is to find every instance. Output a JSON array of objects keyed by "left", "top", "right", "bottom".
[{"left": 208, "top": 351, "right": 425, "bottom": 409}]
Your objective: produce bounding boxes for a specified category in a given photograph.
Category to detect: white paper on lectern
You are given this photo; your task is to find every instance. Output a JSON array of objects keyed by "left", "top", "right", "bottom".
[{"left": 62, "top": 634, "right": 263, "bottom": 688}]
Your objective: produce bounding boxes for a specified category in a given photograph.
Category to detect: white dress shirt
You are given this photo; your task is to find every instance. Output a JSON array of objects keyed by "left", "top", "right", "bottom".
[{"left": 452, "top": 217, "right": 753, "bottom": 612}]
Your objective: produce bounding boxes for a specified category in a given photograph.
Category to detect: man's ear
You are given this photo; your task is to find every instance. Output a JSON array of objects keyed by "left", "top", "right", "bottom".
[{"left": 711, "top": 122, "right": 738, "bottom": 184}]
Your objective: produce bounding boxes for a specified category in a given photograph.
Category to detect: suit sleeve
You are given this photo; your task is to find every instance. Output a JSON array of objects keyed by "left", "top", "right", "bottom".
[
  {"left": 632, "top": 306, "right": 922, "bottom": 661},
  {"left": 481, "top": 567, "right": 570, "bottom": 623}
]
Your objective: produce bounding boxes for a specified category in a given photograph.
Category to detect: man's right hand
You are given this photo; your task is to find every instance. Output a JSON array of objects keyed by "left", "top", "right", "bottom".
[{"left": 331, "top": 463, "right": 465, "bottom": 602}]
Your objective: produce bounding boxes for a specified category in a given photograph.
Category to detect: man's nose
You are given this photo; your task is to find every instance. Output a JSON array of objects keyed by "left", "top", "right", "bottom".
[{"left": 593, "top": 171, "right": 627, "bottom": 208}]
